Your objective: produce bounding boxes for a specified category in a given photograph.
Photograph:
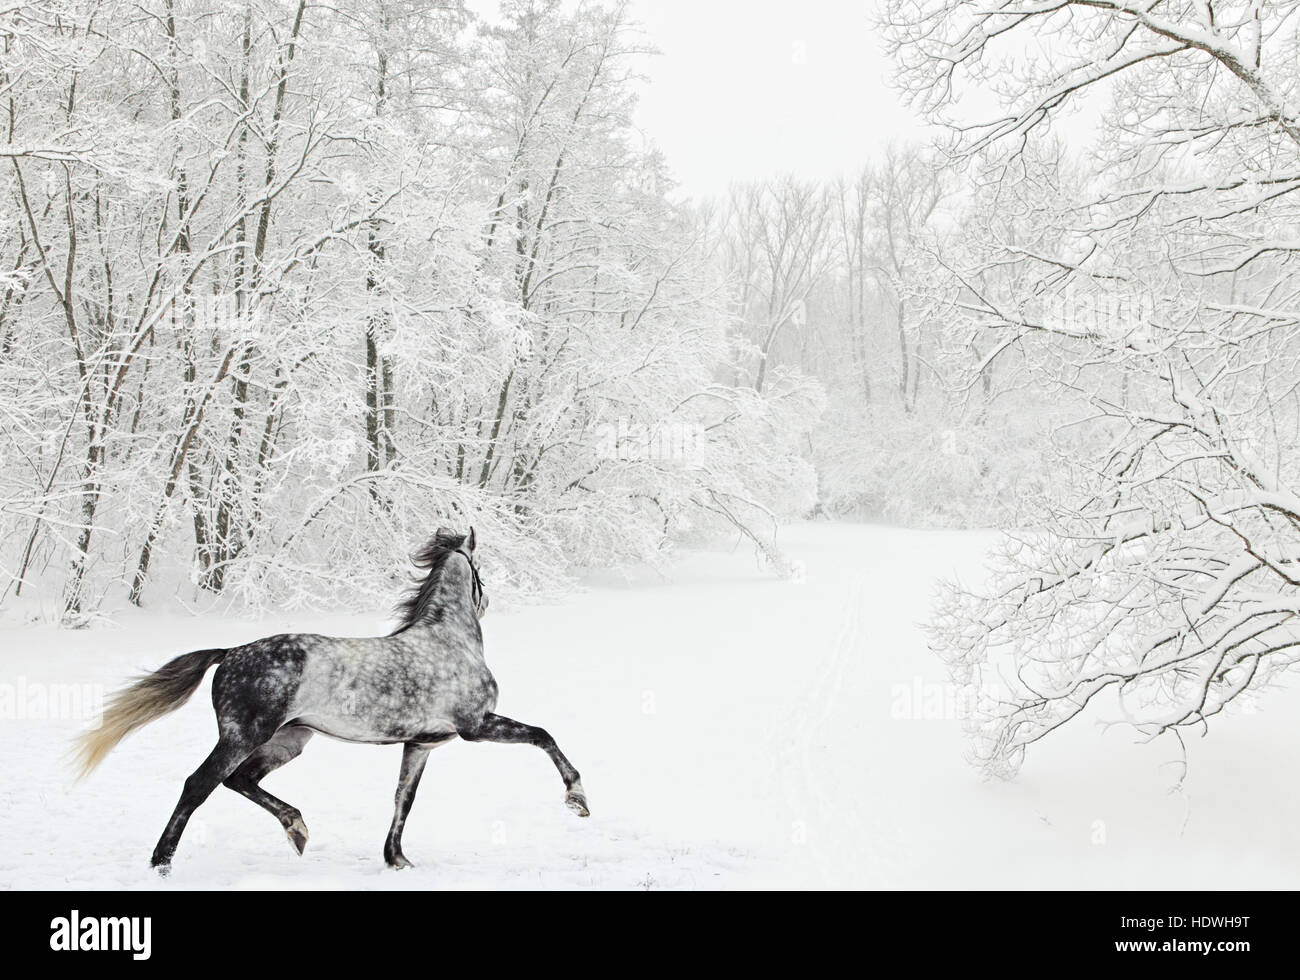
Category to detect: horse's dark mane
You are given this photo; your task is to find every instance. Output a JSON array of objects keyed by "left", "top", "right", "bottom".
[{"left": 390, "top": 532, "right": 467, "bottom": 635}]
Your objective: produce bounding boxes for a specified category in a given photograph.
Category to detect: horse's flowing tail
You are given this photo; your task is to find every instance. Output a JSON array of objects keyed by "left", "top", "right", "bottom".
[{"left": 72, "top": 649, "right": 227, "bottom": 780}]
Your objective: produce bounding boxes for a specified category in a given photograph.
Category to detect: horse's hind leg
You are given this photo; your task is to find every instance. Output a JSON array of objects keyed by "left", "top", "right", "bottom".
[
  {"left": 458, "top": 713, "right": 590, "bottom": 817},
  {"left": 224, "top": 725, "right": 314, "bottom": 856},
  {"left": 150, "top": 732, "right": 266, "bottom": 872},
  {"left": 384, "top": 735, "right": 454, "bottom": 870}
]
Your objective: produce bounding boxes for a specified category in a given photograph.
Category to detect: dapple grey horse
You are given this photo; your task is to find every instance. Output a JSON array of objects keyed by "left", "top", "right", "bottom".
[{"left": 73, "top": 528, "right": 589, "bottom": 873}]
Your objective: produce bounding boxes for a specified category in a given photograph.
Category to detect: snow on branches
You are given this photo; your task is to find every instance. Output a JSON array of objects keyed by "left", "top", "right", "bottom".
[
  {"left": 0, "top": 0, "right": 818, "bottom": 619},
  {"left": 887, "top": 0, "right": 1300, "bottom": 771}
]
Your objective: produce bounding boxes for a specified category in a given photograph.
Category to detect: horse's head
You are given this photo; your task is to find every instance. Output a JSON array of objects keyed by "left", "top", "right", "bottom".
[
  {"left": 433, "top": 525, "right": 487, "bottom": 620},
  {"left": 391, "top": 526, "right": 488, "bottom": 634}
]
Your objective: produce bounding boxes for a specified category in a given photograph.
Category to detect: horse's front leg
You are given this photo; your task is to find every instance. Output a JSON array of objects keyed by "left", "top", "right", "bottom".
[
  {"left": 458, "top": 713, "right": 589, "bottom": 817},
  {"left": 384, "top": 736, "right": 454, "bottom": 869}
]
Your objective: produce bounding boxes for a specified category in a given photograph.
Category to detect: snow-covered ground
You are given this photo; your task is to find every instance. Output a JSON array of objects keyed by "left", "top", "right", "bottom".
[{"left": 3, "top": 522, "right": 1298, "bottom": 890}]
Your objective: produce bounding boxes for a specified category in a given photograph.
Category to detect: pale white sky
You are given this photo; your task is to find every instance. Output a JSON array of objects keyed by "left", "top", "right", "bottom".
[
  {"left": 468, "top": 0, "right": 933, "bottom": 199},
  {"left": 630, "top": 0, "right": 930, "bottom": 197},
  {"left": 464, "top": 1, "right": 1112, "bottom": 198}
]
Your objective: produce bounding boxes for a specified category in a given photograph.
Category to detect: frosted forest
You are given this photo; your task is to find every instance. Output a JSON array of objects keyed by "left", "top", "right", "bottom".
[{"left": 3, "top": 0, "right": 1300, "bottom": 889}]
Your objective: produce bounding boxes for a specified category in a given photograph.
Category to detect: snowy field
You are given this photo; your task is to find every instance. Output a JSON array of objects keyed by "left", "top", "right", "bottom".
[{"left": 3, "top": 522, "right": 1298, "bottom": 890}]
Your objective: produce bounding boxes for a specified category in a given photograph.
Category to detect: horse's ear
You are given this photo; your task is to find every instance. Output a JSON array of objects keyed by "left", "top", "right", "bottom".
[
  {"left": 435, "top": 526, "right": 454, "bottom": 542},
  {"left": 466, "top": 527, "right": 477, "bottom": 553}
]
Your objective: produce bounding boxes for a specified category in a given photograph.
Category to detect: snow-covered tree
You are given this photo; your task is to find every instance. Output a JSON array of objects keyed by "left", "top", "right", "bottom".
[
  {"left": 887, "top": 0, "right": 1300, "bottom": 773},
  {"left": 0, "top": 0, "right": 819, "bottom": 620}
]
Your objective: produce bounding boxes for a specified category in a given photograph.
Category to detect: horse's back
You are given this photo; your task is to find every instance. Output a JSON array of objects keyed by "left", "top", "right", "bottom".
[{"left": 247, "top": 629, "right": 499, "bottom": 743}]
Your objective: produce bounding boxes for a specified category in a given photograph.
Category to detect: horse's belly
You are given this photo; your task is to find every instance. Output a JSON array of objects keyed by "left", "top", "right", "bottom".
[{"left": 292, "top": 713, "right": 458, "bottom": 745}]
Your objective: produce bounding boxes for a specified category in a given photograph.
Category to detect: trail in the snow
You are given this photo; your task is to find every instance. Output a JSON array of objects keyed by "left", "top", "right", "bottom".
[{"left": 775, "top": 574, "right": 891, "bottom": 886}]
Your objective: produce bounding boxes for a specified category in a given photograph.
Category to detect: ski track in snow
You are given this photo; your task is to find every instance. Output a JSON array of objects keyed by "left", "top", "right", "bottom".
[{"left": 3, "top": 523, "right": 1300, "bottom": 889}]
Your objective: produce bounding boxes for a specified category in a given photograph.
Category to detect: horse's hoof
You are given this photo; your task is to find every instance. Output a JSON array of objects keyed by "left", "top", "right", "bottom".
[
  {"left": 152, "top": 860, "right": 172, "bottom": 878},
  {"left": 565, "top": 785, "right": 590, "bottom": 818},
  {"left": 285, "top": 816, "right": 309, "bottom": 856},
  {"left": 386, "top": 852, "right": 413, "bottom": 870}
]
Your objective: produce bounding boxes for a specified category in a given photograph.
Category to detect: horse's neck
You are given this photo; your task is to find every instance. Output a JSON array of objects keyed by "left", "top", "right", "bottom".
[
  {"left": 413, "top": 561, "right": 477, "bottom": 631},
  {"left": 411, "top": 600, "right": 476, "bottom": 631}
]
